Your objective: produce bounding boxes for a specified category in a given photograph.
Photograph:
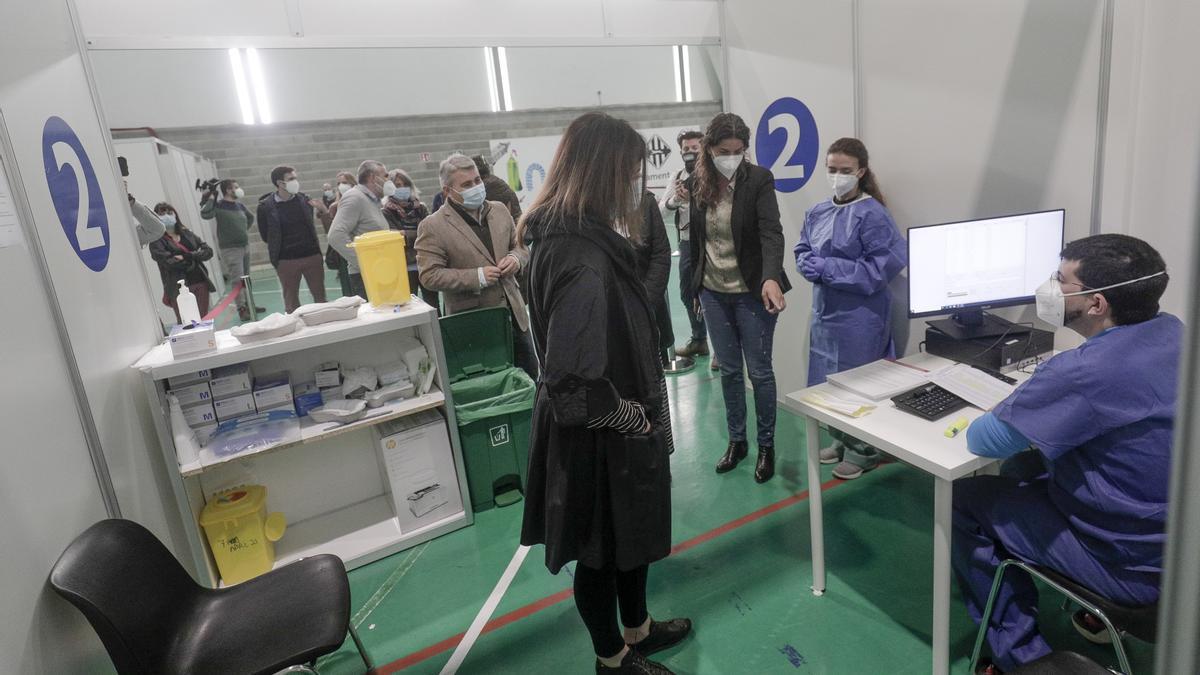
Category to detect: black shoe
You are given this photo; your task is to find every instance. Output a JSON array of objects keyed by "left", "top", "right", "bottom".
[
  {"left": 595, "top": 648, "right": 674, "bottom": 674},
  {"left": 715, "top": 441, "right": 748, "bottom": 473},
  {"left": 254, "top": 305, "right": 267, "bottom": 313},
  {"left": 676, "top": 340, "right": 709, "bottom": 358},
  {"left": 628, "top": 618, "right": 692, "bottom": 656},
  {"left": 754, "top": 445, "right": 775, "bottom": 483}
]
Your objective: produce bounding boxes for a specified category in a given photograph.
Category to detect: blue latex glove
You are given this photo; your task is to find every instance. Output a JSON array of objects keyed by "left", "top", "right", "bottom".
[{"left": 801, "top": 256, "right": 826, "bottom": 282}]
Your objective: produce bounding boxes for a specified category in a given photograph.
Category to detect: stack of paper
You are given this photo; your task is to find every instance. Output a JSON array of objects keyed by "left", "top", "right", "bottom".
[
  {"left": 801, "top": 390, "right": 877, "bottom": 418},
  {"left": 930, "top": 363, "right": 1016, "bottom": 411},
  {"left": 827, "top": 359, "right": 930, "bottom": 401}
]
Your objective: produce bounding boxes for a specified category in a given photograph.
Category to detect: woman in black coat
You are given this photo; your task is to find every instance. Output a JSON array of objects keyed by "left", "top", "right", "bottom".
[
  {"left": 519, "top": 112, "right": 691, "bottom": 675},
  {"left": 634, "top": 190, "right": 676, "bottom": 366},
  {"left": 688, "top": 112, "right": 791, "bottom": 484},
  {"left": 148, "top": 202, "right": 215, "bottom": 323}
]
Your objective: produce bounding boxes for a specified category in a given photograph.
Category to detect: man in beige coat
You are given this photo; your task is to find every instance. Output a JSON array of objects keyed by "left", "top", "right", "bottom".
[{"left": 416, "top": 154, "right": 537, "bottom": 379}]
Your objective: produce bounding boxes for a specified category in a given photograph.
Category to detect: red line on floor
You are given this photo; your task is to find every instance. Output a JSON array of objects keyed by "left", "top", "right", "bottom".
[
  {"left": 203, "top": 280, "right": 242, "bottom": 321},
  {"left": 374, "top": 474, "right": 851, "bottom": 673}
]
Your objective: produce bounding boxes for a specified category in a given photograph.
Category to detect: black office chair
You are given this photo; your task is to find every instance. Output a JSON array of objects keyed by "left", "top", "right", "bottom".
[
  {"left": 49, "top": 519, "right": 373, "bottom": 674},
  {"left": 969, "top": 559, "right": 1158, "bottom": 675}
]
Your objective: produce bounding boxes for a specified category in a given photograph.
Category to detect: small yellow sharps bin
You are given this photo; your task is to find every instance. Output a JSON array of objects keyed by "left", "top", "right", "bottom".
[
  {"left": 347, "top": 230, "right": 411, "bottom": 306},
  {"left": 199, "top": 485, "right": 287, "bottom": 585}
]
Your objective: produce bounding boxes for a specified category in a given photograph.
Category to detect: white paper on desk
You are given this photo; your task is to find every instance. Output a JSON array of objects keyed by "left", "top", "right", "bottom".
[
  {"left": 930, "top": 363, "right": 1015, "bottom": 411},
  {"left": 826, "top": 359, "right": 929, "bottom": 401},
  {"left": 801, "top": 390, "right": 877, "bottom": 418}
]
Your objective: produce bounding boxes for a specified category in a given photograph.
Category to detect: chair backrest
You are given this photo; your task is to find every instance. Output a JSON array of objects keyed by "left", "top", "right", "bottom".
[{"left": 49, "top": 519, "right": 202, "bottom": 674}]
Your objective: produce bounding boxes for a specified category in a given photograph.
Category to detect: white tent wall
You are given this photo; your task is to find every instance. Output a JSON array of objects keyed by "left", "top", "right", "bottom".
[{"left": 0, "top": 0, "right": 184, "bottom": 671}]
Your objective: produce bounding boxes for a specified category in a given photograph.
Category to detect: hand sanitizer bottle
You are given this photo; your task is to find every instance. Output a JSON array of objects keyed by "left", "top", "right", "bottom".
[{"left": 176, "top": 280, "right": 201, "bottom": 325}]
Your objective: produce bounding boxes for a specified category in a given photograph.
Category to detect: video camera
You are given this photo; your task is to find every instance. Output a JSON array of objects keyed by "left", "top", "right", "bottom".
[{"left": 195, "top": 177, "right": 221, "bottom": 193}]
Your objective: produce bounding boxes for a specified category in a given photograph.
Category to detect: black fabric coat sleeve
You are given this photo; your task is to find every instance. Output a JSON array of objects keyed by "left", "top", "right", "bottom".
[
  {"left": 541, "top": 265, "right": 623, "bottom": 428},
  {"left": 754, "top": 172, "right": 786, "bottom": 290},
  {"left": 642, "top": 195, "right": 672, "bottom": 301}
]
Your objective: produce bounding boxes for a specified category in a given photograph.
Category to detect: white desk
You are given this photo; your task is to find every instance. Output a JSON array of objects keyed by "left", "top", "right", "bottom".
[{"left": 782, "top": 353, "right": 1032, "bottom": 675}]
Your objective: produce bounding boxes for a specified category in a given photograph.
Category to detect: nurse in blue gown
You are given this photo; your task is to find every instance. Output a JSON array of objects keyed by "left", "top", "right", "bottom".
[
  {"left": 956, "top": 234, "right": 1178, "bottom": 674},
  {"left": 794, "top": 137, "right": 907, "bottom": 480}
]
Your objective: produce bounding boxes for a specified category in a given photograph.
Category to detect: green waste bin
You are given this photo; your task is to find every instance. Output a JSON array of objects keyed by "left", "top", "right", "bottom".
[{"left": 441, "top": 307, "right": 536, "bottom": 512}]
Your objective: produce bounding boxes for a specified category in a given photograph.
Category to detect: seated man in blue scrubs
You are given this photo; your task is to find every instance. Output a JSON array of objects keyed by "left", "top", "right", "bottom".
[{"left": 952, "top": 234, "right": 1180, "bottom": 674}]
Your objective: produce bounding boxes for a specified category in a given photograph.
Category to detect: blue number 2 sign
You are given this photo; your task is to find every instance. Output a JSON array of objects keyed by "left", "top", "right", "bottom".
[
  {"left": 43, "top": 116, "right": 110, "bottom": 271},
  {"left": 755, "top": 97, "right": 819, "bottom": 193}
]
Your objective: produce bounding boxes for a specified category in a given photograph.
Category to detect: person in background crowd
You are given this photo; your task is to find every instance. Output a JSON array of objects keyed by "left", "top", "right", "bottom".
[
  {"left": 473, "top": 154, "right": 522, "bottom": 221},
  {"left": 688, "top": 112, "right": 790, "bottom": 484},
  {"left": 149, "top": 202, "right": 215, "bottom": 323},
  {"left": 794, "top": 137, "right": 908, "bottom": 480},
  {"left": 256, "top": 165, "right": 329, "bottom": 313},
  {"left": 416, "top": 154, "right": 537, "bottom": 380},
  {"left": 322, "top": 182, "right": 336, "bottom": 208},
  {"left": 520, "top": 111, "right": 690, "bottom": 675},
  {"left": 328, "top": 160, "right": 392, "bottom": 300},
  {"left": 955, "top": 235, "right": 1177, "bottom": 674},
  {"left": 319, "top": 170, "right": 356, "bottom": 298},
  {"left": 201, "top": 178, "right": 262, "bottom": 320},
  {"left": 381, "top": 168, "right": 437, "bottom": 311},
  {"left": 660, "top": 130, "right": 713, "bottom": 368}
]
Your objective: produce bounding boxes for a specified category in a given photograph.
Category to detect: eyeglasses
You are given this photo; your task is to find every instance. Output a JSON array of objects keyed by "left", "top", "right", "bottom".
[{"left": 1053, "top": 271, "right": 1092, "bottom": 290}]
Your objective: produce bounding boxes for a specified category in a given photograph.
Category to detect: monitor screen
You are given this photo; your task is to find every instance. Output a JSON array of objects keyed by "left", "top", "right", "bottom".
[{"left": 907, "top": 209, "right": 1065, "bottom": 318}]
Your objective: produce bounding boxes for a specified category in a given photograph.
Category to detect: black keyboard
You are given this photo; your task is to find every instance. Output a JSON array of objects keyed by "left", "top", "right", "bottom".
[{"left": 892, "top": 383, "right": 970, "bottom": 421}]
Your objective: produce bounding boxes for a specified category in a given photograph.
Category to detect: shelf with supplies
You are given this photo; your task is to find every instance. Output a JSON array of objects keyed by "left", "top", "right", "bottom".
[
  {"left": 177, "top": 389, "right": 446, "bottom": 477},
  {"left": 133, "top": 297, "right": 475, "bottom": 588}
]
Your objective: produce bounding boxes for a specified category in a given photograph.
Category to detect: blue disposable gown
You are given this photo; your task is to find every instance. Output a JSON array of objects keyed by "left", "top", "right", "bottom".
[
  {"left": 794, "top": 195, "right": 908, "bottom": 385},
  {"left": 991, "top": 313, "right": 1184, "bottom": 573}
]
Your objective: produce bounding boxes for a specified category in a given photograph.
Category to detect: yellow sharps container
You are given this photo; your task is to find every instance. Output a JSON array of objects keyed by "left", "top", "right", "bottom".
[
  {"left": 347, "top": 230, "right": 411, "bottom": 306},
  {"left": 199, "top": 485, "right": 287, "bottom": 585}
]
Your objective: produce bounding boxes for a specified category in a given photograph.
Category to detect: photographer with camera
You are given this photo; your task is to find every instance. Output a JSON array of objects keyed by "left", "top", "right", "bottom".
[{"left": 200, "top": 178, "right": 261, "bottom": 320}]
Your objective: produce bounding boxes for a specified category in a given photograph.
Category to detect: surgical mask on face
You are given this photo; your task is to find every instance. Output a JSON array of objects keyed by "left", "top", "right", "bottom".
[
  {"left": 338, "top": 182, "right": 353, "bottom": 195},
  {"left": 394, "top": 186, "right": 412, "bottom": 201},
  {"left": 324, "top": 189, "right": 334, "bottom": 199},
  {"left": 828, "top": 172, "right": 859, "bottom": 199},
  {"left": 456, "top": 183, "right": 487, "bottom": 209},
  {"left": 1034, "top": 270, "right": 1168, "bottom": 328},
  {"left": 160, "top": 213, "right": 177, "bottom": 228},
  {"left": 682, "top": 152, "right": 697, "bottom": 173},
  {"left": 285, "top": 179, "right": 300, "bottom": 195},
  {"left": 382, "top": 179, "right": 396, "bottom": 198},
  {"left": 713, "top": 153, "right": 743, "bottom": 179},
  {"left": 233, "top": 187, "right": 245, "bottom": 199}
]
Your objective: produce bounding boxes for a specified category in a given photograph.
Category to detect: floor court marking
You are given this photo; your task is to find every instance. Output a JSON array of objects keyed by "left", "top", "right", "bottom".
[
  {"left": 438, "top": 545, "right": 531, "bottom": 674},
  {"left": 375, "top": 473, "right": 856, "bottom": 673}
]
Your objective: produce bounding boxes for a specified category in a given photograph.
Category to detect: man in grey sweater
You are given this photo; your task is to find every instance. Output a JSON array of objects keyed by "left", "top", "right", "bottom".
[{"left": 328, "top": 160, "right": 391, "bottom": 300}]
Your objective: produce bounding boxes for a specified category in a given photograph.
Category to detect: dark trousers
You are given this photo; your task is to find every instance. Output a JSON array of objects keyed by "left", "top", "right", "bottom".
[
  {"left": 407, "top": 269, "right": 441, "bottom": 314},
  {"left": 277, "top": 254, "right": 327, "bottom": 313},
  {"left": 952, "top": 452, "right": 1160, "bottom": 671},
  {"left": 348, "top": 272, "right": 368, "bottom": 301},
  {"left": 512, "top": 315, "right": 539, "bottom": 381},
  {"left": 573, "top": 563, "right": 650, "bottom": 657},
  {"left": 678, "top": 248, "right": 707, "bottom": 343},
  {"left": 699, "top": 289, "right": 779, "bottom": 446}
]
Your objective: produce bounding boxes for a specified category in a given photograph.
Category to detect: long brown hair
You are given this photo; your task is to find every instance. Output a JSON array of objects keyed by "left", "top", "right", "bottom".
[
  {"left": 518, "top": 112, "right": 647, "bottom": 241},
  {"left": 693, "top": 112, "right": 751, "bottom": 209},
  {"left": 827, "top": 137, "right": 886, "bottom": 207}
]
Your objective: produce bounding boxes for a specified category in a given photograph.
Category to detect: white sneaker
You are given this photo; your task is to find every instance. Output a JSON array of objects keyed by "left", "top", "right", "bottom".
[{"left": 819, "top": 442, "right": 844, "bottom": 465}]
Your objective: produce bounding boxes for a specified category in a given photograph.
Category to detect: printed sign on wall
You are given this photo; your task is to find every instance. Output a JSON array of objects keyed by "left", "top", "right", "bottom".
[
  {"left": 755, "top": 97, "right": 820, "bottom": 194},
  {"left": 42, "top": 116, "right": 110, "bottom": 271}
]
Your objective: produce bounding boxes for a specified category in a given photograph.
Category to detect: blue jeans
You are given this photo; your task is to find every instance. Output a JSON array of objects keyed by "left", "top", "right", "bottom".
[
  {"left": 678, "top": 248, "right": 706, "bottom": 342},
  {"left": 699, "top": 289, "right": 779, "bottom": 446}
]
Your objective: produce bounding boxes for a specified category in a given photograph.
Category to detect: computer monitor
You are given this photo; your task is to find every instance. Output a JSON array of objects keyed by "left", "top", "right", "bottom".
[{"left": 908, "top": 209, "right": 1065, "bottom": 339}]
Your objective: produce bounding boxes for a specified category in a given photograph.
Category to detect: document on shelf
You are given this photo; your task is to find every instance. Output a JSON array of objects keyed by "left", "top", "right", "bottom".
[
  {"left": 930, "top": 363, "right": 1016, "bottom": 411},
  {"left": 826, "top": 359, "right": 930, "bottom": 401}
]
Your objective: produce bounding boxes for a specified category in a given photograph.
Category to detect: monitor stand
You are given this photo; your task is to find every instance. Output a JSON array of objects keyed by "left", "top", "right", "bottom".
[{"left": 927, "top": 309, "right": 1031, "bottom": 341}]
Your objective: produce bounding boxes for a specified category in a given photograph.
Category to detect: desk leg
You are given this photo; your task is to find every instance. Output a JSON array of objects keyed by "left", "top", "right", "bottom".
[
  {"left": 933, "top": 477, "right": 953, "bottom": 675},
  {"left": 806, "top": 415, "right": 825, "bottom": 596}
]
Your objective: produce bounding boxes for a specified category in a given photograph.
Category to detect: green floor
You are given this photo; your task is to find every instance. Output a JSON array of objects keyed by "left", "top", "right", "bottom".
[{"left": 206, "top": 259, "right": 1157, "bottom": 674}]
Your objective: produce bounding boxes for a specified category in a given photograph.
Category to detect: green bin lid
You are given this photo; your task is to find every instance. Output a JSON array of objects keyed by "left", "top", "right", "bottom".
[{"left": 440, "top": 306, "right": 515, "bottom": 383}]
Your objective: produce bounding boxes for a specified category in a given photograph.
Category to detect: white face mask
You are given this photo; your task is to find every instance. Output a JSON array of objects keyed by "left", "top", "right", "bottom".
[
  {"left": 233, "top": 187, "right": 245, "bottom": 199},
  {"left": 713, "top": 153, "right": 743, "bottom": 179},
  {"left": 381, "top": 179, "right": 397, "bottom": 198},
  {"left": 828, "top": 172, "right": 859, "bottom": 199},
  {"left": 160, "top": 213, "right": 177, "bottom": 228},
  {"left": 456, "top": 183, "right": 487, "bottom": 209},
  {"left": 338, "top": 182, "right": 353, "bottom": 195},
  {"left": 284, "top": 179, "right": 300, "bottom": 195},
  {"left": 1034, "top": 270, "right": 1168, "bottom": 328}
]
